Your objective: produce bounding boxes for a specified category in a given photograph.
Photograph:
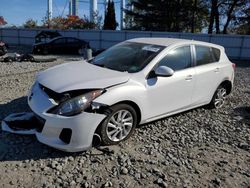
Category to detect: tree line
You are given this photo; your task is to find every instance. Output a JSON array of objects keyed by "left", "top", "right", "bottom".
[{"left": 125, "top": 0, "right": 250, "bottom": 34}]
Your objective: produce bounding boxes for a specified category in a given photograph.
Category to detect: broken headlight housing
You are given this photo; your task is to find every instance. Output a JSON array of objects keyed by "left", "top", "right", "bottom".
[{"left": 53, "top": 90, "right": 104, "bottom": 116}]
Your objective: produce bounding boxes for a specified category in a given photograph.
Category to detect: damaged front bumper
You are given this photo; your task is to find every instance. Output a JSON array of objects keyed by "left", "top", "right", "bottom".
[
  {"left": 2, "top": 82, "right": 108, "bottom": 152},
  {"left": 35, "top": 111, "right": 106, "bottom": 152},
  {"left": 2, "top": 112, "right": 37, "bottom": 135},
  {"left": 2, "top": 111, "right": 106, "bottom": 152}
]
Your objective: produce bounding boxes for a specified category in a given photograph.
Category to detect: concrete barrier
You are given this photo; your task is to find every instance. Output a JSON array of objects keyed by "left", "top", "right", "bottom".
[{"left": 0, "top": 28, "right": 249, "bottom": 60}]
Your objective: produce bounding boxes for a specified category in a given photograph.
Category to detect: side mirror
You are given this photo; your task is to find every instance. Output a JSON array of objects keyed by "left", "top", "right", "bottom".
[{"left": 155, "top": 66, "right": 174, "bottom": 77}]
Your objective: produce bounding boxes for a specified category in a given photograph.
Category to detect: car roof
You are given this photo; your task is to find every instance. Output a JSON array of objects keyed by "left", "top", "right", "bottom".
[
  {"left": 52, "top": 36, "right": 76, "bottom": 40},
  {"left": 127, "top": 37, "right": 223, "bottom": 49},
  {"left": 49, "top": 36, "right": 79, "bottom": 42}
]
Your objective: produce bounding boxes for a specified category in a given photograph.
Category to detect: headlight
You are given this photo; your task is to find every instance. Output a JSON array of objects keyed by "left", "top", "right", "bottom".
[{"left": 53, "top": 90, "right": 104, "bottom": 116}]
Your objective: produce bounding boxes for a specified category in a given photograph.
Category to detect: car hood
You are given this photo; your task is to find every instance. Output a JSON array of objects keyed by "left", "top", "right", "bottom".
[{"left": 37, "top": 61, "right": 130, "bottom": 93}]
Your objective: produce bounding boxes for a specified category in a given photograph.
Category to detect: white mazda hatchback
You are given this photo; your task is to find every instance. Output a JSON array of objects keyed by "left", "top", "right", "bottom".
[{"left": 28, "top": 38, "right": 235, "bottom": 152}]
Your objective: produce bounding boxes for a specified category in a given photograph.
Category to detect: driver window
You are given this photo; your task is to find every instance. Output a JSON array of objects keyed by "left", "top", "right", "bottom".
[
  {"left": 158, "top": 46, "right": 192, "bottom": 71},
  {"left": 53, "top": 38, "right": 65, "bottom": 44}
]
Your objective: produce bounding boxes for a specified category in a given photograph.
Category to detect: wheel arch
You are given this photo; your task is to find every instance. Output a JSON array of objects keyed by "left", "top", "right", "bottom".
[
  {"left": 93, "top": 100, "right": 142, "bottom": 131},
  {"left": 220, "top": 80, "right": 232, "bottom": 95},
  {"left": 113, "top": 100, "right": 142, "bottom": 125},
  {"left": 92, "top": 100, "right": 142, "bottom": 146}
]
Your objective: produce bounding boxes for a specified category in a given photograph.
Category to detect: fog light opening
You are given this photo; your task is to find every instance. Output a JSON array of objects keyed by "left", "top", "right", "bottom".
[{"left": 59, "top": 128, "right": 72, "bottom": 144}]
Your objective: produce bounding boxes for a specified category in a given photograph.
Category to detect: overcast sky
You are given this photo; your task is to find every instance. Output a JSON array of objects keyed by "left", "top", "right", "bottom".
[{"left": 0, "top": 0, "right": 122, "bottom": 26}]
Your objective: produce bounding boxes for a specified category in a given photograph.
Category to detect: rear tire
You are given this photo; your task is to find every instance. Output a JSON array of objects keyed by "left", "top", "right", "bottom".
[
  {"left": 99, "top": 104, "right": 137, "bottom": 146},
  {"left": 209, "top": 86, "right": 227, "bottom": 109},
  {"left": 0, "top": 46, "right": 7, "bottom": 56}
]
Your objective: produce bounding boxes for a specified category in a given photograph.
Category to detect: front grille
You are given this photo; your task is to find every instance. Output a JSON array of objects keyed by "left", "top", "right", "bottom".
[{"left": 34, "top": 113, "right": 46, "bottom": 133}]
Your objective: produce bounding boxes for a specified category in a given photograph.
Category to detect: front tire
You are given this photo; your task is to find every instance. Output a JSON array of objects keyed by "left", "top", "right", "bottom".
[
  {"left": 209, "top": 86, "right": 227, "bottom": 109},
  {"left": 99, "top": 104, "right": 137, "bottom": 145}
]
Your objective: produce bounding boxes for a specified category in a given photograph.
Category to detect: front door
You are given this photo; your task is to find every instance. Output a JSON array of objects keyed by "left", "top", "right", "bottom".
[
  {"left": 145, "top": 45, "right": 195, "bottom": 120},
  {"left": 51, "top": 38, "right": 66, "bottom": 54}
]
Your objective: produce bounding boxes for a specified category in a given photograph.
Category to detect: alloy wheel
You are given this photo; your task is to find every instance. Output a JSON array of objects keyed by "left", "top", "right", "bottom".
[
  {"left": 106, "top": 110, "right": 134, "bottom": 142},
  {"left": 214, "top": 87, "right": 227, "bottom": 108}
]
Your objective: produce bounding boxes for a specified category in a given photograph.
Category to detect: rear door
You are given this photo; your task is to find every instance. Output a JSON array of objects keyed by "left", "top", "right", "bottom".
[{"left": 191, "top": 45, "right": 222, "bottom": 105}]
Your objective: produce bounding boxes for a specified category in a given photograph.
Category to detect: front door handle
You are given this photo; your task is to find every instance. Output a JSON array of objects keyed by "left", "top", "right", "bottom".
[
  {"left": 185, "top": 75, "right": 193, "bottom": 81},
  {"left": 214, "top": 68, "right": 220, "bottom": 73}
]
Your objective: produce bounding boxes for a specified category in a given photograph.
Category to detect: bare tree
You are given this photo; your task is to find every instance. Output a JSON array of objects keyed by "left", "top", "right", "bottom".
[
  {"left": 208, "top": 0, "right": 220, "bottom": 34},
  {"left": 222, "top": 0, "right": 247, "bottom": 33},
  {"left": 191, "top": 0, "right": 198, "bottom": 33},
  {"left": 208, "top": 0, "right": 248, "bottom": 34}
]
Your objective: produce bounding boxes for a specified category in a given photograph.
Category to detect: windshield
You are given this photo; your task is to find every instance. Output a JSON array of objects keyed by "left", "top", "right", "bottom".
[{"left": 92, "top": 42, "right": 165, "bottom": 73}]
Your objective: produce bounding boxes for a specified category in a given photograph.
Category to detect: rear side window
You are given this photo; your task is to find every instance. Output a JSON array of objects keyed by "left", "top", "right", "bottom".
[
  {"left": 158, "top": 46, "right": 192, "bottom": 71},
  {"left": 212, "top": 48, "right": 220, "bottom": 62},
  {"left": 195, "top": 46, "right": 220, "bottom": 66},
  {"left": 67, "top": 38, "right": 79, "bottom": 43}
]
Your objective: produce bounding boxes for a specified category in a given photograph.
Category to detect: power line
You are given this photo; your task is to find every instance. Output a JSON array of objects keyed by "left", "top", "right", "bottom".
[
  {"left": 53, "top": 0, "right": 60, "bottom": 16},
  {"left": 61, "top": 0, "right": 69, "bottom": 16},
  {"left": 78, "top": 0, "right": 120, "bottom": 4}
]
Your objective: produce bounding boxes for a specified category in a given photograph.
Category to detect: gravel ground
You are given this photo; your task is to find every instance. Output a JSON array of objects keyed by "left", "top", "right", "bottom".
[{"left": 0, "top": 55, "right": 249, "bottom": 188}]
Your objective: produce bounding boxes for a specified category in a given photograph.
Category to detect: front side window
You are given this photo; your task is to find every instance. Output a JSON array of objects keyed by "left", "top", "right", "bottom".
[
  {"left": 92, "top": 42, "right": 165, "bottom": 73},
  {"left": 158, "top": 46, "right": 192, "bottom": 71},
  {"left": 195, "top": 46, "right": 220, "bottom": 66},
  {"left": 53, "top": 38, "right": 66, "bottom": 44}
]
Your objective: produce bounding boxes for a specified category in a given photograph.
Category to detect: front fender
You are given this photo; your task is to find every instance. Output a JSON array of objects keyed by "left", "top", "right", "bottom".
[{"left": 94, "top": 80, "right": 147, "bottom": 124}]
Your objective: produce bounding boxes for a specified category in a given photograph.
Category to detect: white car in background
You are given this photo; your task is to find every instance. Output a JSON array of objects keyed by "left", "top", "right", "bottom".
[{"left": 28, "top": 38, "right": 235, "bottom": 152}]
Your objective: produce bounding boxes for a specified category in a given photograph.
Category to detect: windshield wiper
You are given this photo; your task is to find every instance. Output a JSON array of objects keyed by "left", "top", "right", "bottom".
[
  {"left": 87, "top": 57, "right": 95, "bottom": 63},
  {"left": 93, "top": 63, "right": 106, "bottom": 68},
  {"left": 87, "top": 58, "right": 105, "bottom": 68}
]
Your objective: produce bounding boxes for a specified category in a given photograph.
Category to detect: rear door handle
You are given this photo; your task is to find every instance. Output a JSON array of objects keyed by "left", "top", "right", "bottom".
[
  {"left": 214, "top": 68, "right": 220, "bottom": 73},
  {"left": 185, "top": 75, "right": 193, "bottom": 81}
]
